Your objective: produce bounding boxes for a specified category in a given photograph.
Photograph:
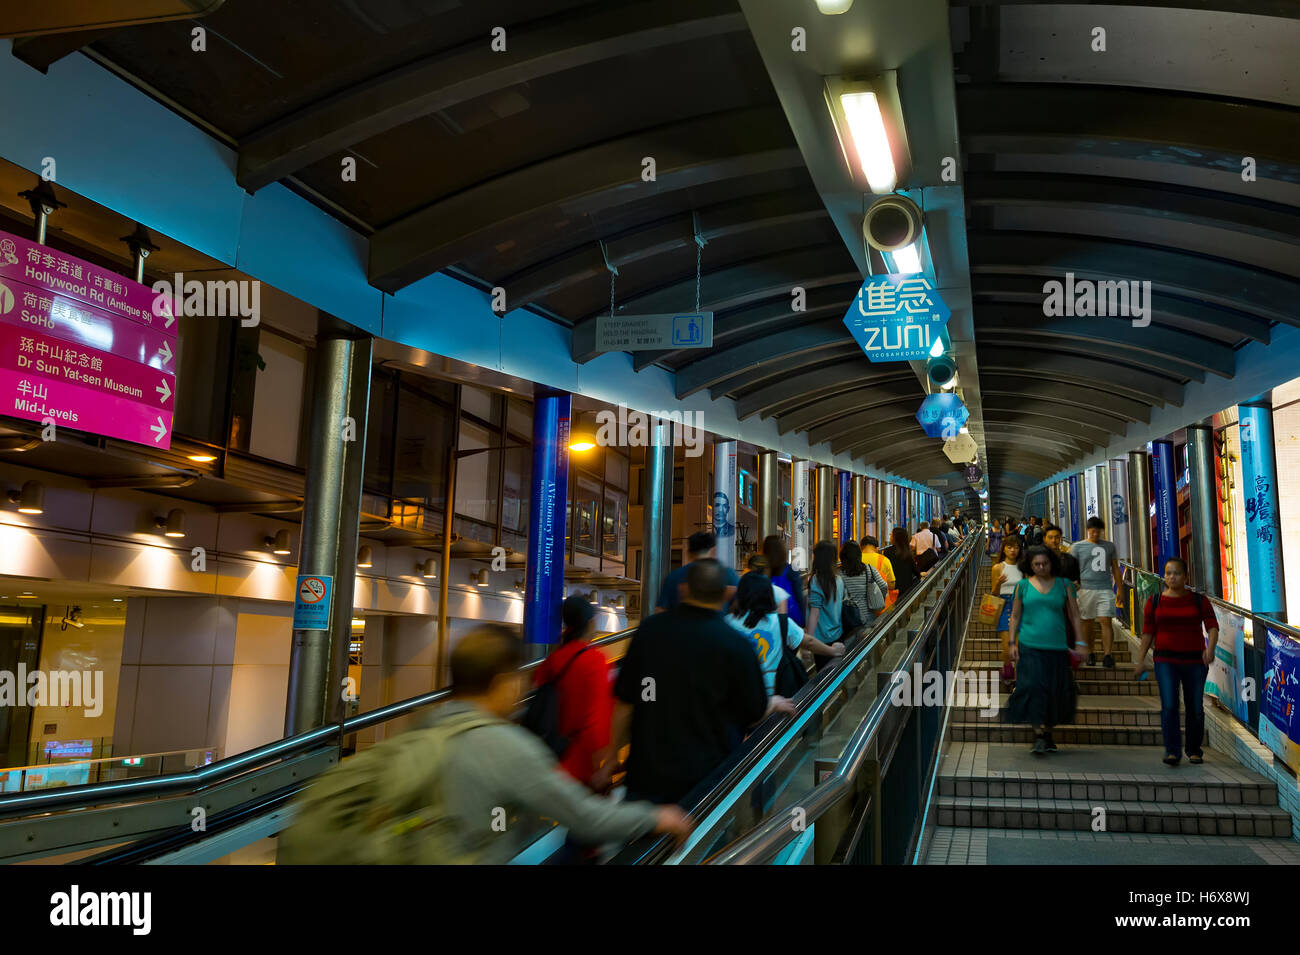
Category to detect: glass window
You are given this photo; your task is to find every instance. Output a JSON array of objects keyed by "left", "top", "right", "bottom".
[
  {"left": 173, "top": 313, "right": 233, "bottom": 445},
  {"left": 503, "top": 445, "right": 530, "bottom": 534},
  {"left": 606, "top": 450, "right": 629, "bottom": 490},
  {"left": 673, "top": 466, "right": 685, "bottom": 503},
  {"left": 460, "top": 385, "right": 499, "bottom": 425},
  {"left": 394, "top": 384, "right": 452, "bottom": 533},
  {"left": 364, "top": 371, "right": 396, "bottom": 495},
  {"left": 603, "top": 488, "right": 627, "bottom": 560},
  {"left": 457, "top": 419, "right": 500, "bottom": 528},
  {"left": 508, "top": 398, "right": 531, "bottom": 439},
  {"left": 248, "top": 333, "right": 308, "bottom": 466},
  {"left": 574, "top": 476, "right": 601, "bottom": 554},
  {"left": 226, "top": 324, "right": 262, "bottom": 452}
]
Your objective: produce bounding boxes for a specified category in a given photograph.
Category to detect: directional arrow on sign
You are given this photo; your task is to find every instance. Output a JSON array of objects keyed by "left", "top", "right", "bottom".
[
  {"left": 157, "top": 341, "right": 172, "bottom": 365},
  {"left": 151, "top": 416, "right": 168, "bottom": 443},
  {"left": 156, "top": 379, "right": 172, "bottom": 404}
]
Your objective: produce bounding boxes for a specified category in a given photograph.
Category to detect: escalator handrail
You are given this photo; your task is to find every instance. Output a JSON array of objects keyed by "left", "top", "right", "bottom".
[
  {"left": 703, "top": 531, "right": 985, "bottom": 865},
  {"left": 613, "top": 531, "right": 983, "bottom": 865},
  {"left": 0, "top": 627, "right": 636, "bottom": 819}
]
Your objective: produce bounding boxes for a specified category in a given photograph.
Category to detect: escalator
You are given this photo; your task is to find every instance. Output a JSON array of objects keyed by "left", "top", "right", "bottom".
[{"left": 0, "top": 536, "right": 982, "bottom": 865}]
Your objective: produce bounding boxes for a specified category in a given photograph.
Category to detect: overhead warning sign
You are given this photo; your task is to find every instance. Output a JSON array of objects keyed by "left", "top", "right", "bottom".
[{"left": 294, "top": 574, "right": 332, "bottom": 631}]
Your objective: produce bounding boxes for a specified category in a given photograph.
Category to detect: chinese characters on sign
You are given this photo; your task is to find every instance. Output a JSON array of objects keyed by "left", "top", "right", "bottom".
[
  {"left": 0, "top": 228, "right": 177, "bottom": 448},
  {"left": 842, "top": 274, "right": 951, "bottom": 362},
  {"left": 593, "top": 312, "right": 713, "bottom": 352}
]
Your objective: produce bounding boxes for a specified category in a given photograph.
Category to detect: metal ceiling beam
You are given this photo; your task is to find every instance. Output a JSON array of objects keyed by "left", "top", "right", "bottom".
[
  {"left": 950, "top": 1, "right": 1300, "bottom": 20},
  {"left": 976, "top": 312, "right": 1235, "bottom": 378},
  {"left": 843, "top": 425, "right": 1094, "bottom": 461},
  {"left": 959, "top": 84, "right": 1300, "bottom": 173},
  {"left": 976, "top": 375, "right": 1150, "bottom": 423},
  {"left": 981, "top": 409, "right": 1118, "bottom": 445},
  {"left": 504, "top": 189, "right": 830, "bottom": 316},
  {"left": 574, "top": 245, "right": 856, "bottom": 364},
  {"left": 672, "top": 320, "right": 850, "bottom": 398},
  {"left": 370, "top": 106, "right": 803, "bottom": 293},
  {"left": 734, "top": 363, "right": 917, "bottom": 420},
  {"left": 237, "top": 0, "right": 748, "bottom": 191},
  {"left": 977, "top": 347, "right": 1183, "bottom": 406},
  {"left": 980, "top": 395, "right": 1133, "bottom": 435},
  {"left": 635, "top": 280, "right": 859, "bottom": 370},
  {"left": 971, "top": 275, "right": 1271, "bottom": 345},
  {"left": 967, "top": 232, "right": 1300, "bottom": 329},
  {"left": 780, "top": 388, "right": 927, "bottom": 437},
  {"left": 978, "top": 333, "right": 1200, "bottom": 384}
]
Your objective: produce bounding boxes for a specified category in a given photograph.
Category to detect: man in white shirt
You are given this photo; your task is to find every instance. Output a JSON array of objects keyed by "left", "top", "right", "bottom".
[{"left": 911, "top": 522, "right": 936, "bottom": 555}]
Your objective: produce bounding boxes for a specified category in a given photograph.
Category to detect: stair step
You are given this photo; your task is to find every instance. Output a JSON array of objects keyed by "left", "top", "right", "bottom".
[
  {"left": 1073, "top": 679, "right": 1159, "bottom": 696},
  {"left": 934, "top": 795, "right": 1292, "bottom": 837},
  {"left": 949, "top": 722, "right": 1167, "bottom": 746},
  {"left": 951, "top": 705, "right": 1161, "bottom": 726},
  {"left": 940, "top": 774, "right": 1277, "bottom": 805}
]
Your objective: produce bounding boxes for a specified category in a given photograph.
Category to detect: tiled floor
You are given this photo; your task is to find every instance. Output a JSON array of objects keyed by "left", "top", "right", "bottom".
[{"left": 922, "top": 583, "right": 1294, "bottom": 864}]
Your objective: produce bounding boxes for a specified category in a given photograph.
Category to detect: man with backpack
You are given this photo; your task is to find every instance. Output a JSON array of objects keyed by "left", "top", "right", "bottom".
[{"left": 280, "top": 625, "right": 689, "bottom": 864}]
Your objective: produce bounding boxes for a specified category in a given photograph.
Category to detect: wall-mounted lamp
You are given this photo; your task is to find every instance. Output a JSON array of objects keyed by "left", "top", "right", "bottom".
[
  {"left": 155, "top": 508, "right": 186, "bottom": 538},
  {"left": 265, "top": 530, "right": 292, "bottom": 555},
  {"left": 8, "top": 480, "right": 44, "bottom": 514},
  {"left": 568, "top": 412, "right": 599, "bottom": 453},
  {"left": 357, "top": 545, "right": 373, "bottom": 569},
  {"left": 587, "top": 590, "right": 599, "bottom": 604},
  {"left": 513, "top": 578, "right": 524, "bottom": 592},
  {"left": 473, "top": 569, "right": 489, "bottom": 587},
  {"left": 418, "top": 558, "right": 438, "bottom": 579},
  {"left": 612, "top": 594, "right": 625, "bottom": 608}
]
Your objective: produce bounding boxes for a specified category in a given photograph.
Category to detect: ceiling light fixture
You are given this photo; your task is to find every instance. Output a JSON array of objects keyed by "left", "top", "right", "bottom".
[
  {"left": 825, "top": 75, "right": 909, "bottom": 195},
  {"left": 814, "top": 0, "right": 853, "bottom": 13},
  {"left": 888, "top": 242, "right": 922, "bottom": 275},
  {"left": 568, "top": 411, "right": 599, "bottom": 453},
  {"left": 187, "top": 452, "right": 218, "bottom": 463},
  {"left": 8, "top": 480, "right": 44, "bottom": 514}
]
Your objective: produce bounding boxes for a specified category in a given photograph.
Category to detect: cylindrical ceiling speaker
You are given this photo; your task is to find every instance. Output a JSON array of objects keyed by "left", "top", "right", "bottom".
[
  {"left": 926, "top": 353, "right": 957, "bottom": 387},
  {"left": 863, "top": 194, "right": 922, "bottom": 252}
]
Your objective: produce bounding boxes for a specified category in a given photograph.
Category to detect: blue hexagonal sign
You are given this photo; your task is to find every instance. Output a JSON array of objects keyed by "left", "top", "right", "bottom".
[
  {"left": 916, "top": 393, "right": 969, "bottom": 439},
  {"left": 842, "top": 273, "right": 951, "bottom": 362}
]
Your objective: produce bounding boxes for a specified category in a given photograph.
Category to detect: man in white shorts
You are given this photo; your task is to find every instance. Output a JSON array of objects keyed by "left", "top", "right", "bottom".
[{"left": 1068, "top": 517, "right": 1125, "bottom": 667}]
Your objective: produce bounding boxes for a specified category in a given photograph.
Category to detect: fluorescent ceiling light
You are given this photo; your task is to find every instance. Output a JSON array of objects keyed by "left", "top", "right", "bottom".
[
  {"left": 838, "top": 91, "right": 896, "bottom": 193},
  {"left": 929, "top": 337, "right": 945, "bottom": 358},
  {"left": 815, "top": 0, "right": 853, "bottom": 13},
  {"left": 888, "top": 242, "right": 921, "bottom": 274},
  {"left": 941, "top": 376, "right": 958, "bottom": 390}
]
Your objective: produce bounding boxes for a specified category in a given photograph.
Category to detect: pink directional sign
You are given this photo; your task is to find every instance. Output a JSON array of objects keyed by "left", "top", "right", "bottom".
[{"left": 0, "top": 227, "right": 177, "bottom": 448}]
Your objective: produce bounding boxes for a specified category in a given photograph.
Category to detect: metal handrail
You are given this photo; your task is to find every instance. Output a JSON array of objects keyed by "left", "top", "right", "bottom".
[
  {"left": 704, "top": 531, "right": 985, "bottom": 865},
  {"left": 1118, "top": 559, "right": 1300, "bottom": 645},
  {"left": 608, "top": 531, "right": 981, "bottom": 865},
  {"left": 0, "top": 628, "right": 635, "bottom": 819}
]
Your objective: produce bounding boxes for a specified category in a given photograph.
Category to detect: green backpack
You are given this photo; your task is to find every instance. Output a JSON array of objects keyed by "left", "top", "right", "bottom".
[{"left": 279, "top": 710, "right": 496, "bottom": 865}]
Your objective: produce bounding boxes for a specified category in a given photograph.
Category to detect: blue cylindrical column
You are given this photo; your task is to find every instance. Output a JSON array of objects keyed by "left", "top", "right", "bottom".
[
  {"left": 1068, "top": 474, "right": 1080, "bottom": 540},
  {"left": 1240, "top": 397, "right": 1288, "bottom": 619},
  {"left": 524, "top": 392, "right": 571, "bottom": 647},
  {"left": 1151, "top": 440, "right": 1180, "bottom": 572},
  {"left": 839, "top": 471, "right": 853, "bottom": 542},
  {"left": 899, "top": 485, "right": 908, "bottom": 530}
]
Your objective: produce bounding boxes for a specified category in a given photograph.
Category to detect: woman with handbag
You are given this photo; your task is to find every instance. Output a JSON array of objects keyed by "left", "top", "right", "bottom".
[
  {"left": 806, "top": 540, "right": 848, "bottom": 673},
  {"left": 1006, "top": 545, "right": 1084, "bottom": 755},
  {"left": 727, "top": 573, "right": 843, "bottom": 696},
  {"left": 840, "top": 540, "right": 888, "bottom": 623},
  {"left": 991, "top": 534, "right": 1023, "bottom": 689}
]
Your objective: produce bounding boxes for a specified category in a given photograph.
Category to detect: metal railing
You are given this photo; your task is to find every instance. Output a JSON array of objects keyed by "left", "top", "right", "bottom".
[
  {"left": 704, "top": 532, "right": 985, "bottom": 865},
  {"left": 0, "top": 628, "right": 636, "bottom": 822},
  {"left": 1118, "top": 559, "right": 1300, "bottom": 742}
]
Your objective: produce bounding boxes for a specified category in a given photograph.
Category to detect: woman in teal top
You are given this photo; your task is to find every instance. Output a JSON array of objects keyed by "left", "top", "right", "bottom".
[{"left": 1007, "top": 545, "right": 1084, "bottom": 755}]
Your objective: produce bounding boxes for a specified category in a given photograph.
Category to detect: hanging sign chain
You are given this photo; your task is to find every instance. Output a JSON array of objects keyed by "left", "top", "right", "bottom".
[
  {"left": 599, "top": 239, "right": 619, "bottom": 318},
  {"left": 693, "top": 210, "right": 707, "bottom": 312}
]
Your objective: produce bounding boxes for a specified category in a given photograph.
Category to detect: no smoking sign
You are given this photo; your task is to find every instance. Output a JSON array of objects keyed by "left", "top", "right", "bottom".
[{"left": 293, "top": 574, "right": 333, "bottom": 630}]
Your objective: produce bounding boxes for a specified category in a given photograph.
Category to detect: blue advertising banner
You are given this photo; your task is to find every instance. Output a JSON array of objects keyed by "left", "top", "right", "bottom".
[
  {"left": 524, "top": 392, "right": 571, "bottom": 644},
  {"left": 1151, "top": 440, "right": 1179, "bottom": 569},
  {"left": 899, "top": 486, "right": 908, "bottom": 530},
  {"left": 842, "top": 274, "right": 951, "bottom": 363},
  {"left": 839, "top": 470, "right": 853, "bottom": 542},
  {"left": 1239, "top": 400, "right": 1286, "bottom": 616},
  {"left": 1261, "top": 627, "right": 1300, "bottom": 773},
  {"left": 1067, "top": 475, "right": 1080, "bottom": 540}
]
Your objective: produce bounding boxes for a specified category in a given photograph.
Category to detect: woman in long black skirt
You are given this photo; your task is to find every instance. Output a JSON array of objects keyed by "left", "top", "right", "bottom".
[{"left": 1006, "top": 546, "right": 1084, "bottom": 755}]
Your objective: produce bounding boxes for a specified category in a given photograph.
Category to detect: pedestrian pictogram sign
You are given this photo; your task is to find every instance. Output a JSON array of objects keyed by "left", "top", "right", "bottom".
[{"left": 293, "top": 574, "right": 332, "bottom": 630}]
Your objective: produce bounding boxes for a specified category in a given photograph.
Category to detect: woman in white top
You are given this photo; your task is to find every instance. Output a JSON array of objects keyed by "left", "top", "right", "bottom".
[
  {"left": 728, "top": 573, "right": 842, "bottom": 695},
  {"left": 991, "top": 534, "right": 1024, "bottom": 686}
]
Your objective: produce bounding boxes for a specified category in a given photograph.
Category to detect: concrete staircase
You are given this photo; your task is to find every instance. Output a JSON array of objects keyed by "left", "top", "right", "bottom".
[{"left": 923, "top": 587, "right": 1300, "bottom": 864}]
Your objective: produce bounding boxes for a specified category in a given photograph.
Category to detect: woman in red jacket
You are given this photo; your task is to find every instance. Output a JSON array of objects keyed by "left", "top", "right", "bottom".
[
  {"left": 533, "top": 595, "right": 614, "bottom": 789},
  {"left": 1135, "top": 557, "right": 1220, "bottom": 767}
]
